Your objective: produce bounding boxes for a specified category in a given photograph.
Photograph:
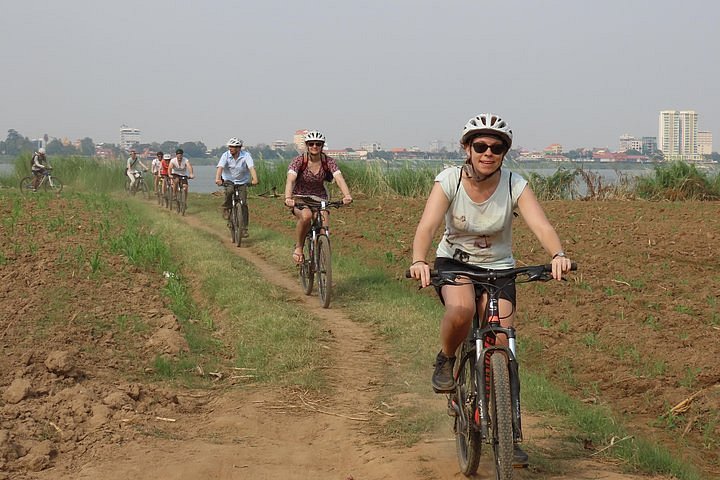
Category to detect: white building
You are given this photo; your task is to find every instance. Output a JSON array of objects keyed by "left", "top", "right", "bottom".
[
  {"left": 658, "top": 110, "right": 702, "bottom": 161},
  {"left": 619, "top": 134, "right": 642, "bottom": 152},
  {"left": 120, "top": 125, "right": 141, "bottom": 151},
  {"left": 697, "top": 131, "right": 713, "bottom": 156},
  {"left": 360, "top": 142, "right": 382, "bottom": 153}
]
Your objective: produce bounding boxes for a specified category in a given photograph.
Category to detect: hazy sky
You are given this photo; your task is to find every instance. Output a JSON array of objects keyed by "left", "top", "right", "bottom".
[{"left": 2, "top": 0, "right": 718, "bottom": 152}]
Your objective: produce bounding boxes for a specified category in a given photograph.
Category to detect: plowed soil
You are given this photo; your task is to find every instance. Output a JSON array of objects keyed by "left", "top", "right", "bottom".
[{"left": 1, "top": 191, "right": 718, "bottom": 479}]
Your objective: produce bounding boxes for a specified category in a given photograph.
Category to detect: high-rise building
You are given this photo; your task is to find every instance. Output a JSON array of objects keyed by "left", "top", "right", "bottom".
[
  {"left": 658, "top": 110, "right": 701, "bottom": 161},
  {"left": 697, "top": 131, "right": 713, "bottom": 156},
  {"left": 293, "top": 129, "right": 309, "bottom": 153},
  {"left": 120, "top": 125, "right": 141, "bottom": 151},
  {"left": 641, "top": 137, "right": 657, "bottom": 156},
  {"left": 619, "top": 134, "right": 642, "bottom": 152}
]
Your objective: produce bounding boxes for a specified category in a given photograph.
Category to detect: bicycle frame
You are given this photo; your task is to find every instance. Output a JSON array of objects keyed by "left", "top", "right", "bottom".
[{"left": 224, "top": 181, "right": 248, "bottom": 246}]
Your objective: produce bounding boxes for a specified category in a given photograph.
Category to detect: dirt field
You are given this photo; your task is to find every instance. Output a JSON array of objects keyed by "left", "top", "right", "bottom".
[{"left": 0, "top": 192, "right": 718, "bottom": 479}]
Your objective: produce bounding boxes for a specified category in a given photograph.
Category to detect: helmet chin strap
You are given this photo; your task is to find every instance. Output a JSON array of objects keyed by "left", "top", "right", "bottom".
[{"left": 464, "top": 160, "right": 502, "bottom": 183}]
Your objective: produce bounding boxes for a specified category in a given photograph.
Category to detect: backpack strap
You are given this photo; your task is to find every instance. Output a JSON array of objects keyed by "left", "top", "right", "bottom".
[
  {"left": 298, "top": 153, "right": 331, "bottom": 180},
  {"left": 448, "top": 166, "right": 463, "bottom": 204},
  {"left": 509, "top": 171, "right": 519, "bottom": 217}
]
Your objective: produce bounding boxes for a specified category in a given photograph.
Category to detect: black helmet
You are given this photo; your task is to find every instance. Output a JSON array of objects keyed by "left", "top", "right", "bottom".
[{"left": 175, "top": 148, "right": 184, "bottom": 155}]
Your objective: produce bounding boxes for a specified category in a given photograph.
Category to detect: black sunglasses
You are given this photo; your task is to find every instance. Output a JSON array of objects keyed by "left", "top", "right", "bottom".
[
  {"left": 307, "top": 142, "right": 324, "bottom": 147},
  {"left": 472, "top": 142, "right": 506, "bottom": 155}
]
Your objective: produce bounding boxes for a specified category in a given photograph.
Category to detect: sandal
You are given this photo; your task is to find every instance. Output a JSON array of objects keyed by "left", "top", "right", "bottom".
[{"left": 292, "top": 246, "right": 304, "bottom": 264}]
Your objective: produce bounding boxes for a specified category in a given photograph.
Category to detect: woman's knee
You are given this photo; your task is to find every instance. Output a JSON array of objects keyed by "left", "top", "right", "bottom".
[{"left": 443, "top": 304, "right": 474, "bottom": 326}]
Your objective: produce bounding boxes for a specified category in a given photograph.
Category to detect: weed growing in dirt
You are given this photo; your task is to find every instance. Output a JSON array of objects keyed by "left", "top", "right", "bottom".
[
  {"left": 643, "top": 314, "right": 660, "bottom": 330},
  {"left": 524, "top": 372, "right": 703, "bottom": 480},
  {"left": 679, "top": 367, "right": 702, "bottom": 389}
]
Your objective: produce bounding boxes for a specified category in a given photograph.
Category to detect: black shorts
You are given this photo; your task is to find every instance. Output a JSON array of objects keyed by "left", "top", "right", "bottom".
[{"left": 433, "top": 257, "right": 517, "bottom": 307}]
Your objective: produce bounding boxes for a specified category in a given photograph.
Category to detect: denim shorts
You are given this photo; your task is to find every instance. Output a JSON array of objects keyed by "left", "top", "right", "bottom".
[{"left": 433, "top": 257, "right": 517, "bottom": 307}]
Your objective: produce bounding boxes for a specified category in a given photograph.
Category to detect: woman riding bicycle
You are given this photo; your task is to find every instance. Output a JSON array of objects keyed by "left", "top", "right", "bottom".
[
  {"left": 283, "top": 130, "right": 352, "bottom": 264},
  {"left": 408, "top": 113, "right": 573, "bottom": 466}
]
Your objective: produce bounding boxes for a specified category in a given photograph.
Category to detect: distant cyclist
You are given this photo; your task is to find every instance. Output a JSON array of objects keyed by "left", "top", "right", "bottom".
[
  {"left": 151, "top": 151, "right": 163, "bottom": 192},
  {"left": 214, "top": 137, "right": 258, "bottom": 238},
  {"left": 169, "top": 148, "right": 194, "bottom": 195},
  {"left": 126, "top": 148, "right": 148, "bottom": 191},
  {"left": 159, "top": 153, "right": 172, "bottom": 201},
  {"left": 31, "top": 147, "right": 50, "bottom": 191},
  {"left": 283, "top": 130, "right": 352, "bottom": 264}
]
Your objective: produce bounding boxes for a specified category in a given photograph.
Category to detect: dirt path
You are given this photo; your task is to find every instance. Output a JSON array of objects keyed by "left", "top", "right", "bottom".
[{"left": 29, "top": 214, "right": 658, "bottom": 480}]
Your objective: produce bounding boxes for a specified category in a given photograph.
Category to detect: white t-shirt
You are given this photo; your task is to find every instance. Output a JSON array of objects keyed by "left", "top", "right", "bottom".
[
  {"left": 435, "top": 166, "right": 527, "bottom": 269},
  {"left": 170, "top": 157, "right": 189, "bottom": 176}
]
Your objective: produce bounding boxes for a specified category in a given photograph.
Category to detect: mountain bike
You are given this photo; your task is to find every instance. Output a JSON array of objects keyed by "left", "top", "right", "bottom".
[
  {"left": 223, "top": 181, "right": 251, "bottom": 247},
  {"left": 293, "top": 195, "right": 345, "bottom": 309},
  {"left": 160, "top": 176, "right": 172, "bottom": 209},
  {"left": 125, "top": 170, "right": 149, "bottom": 198},
  {"left": 172, "top": 175, "right": 191, "bottom": 215},
  {"left": 408, "top": 262, "right": 576, "bottom": 479},
  {"left": 20, "top": 168, "right": 63, "bottom": 194},
  {"left": 154, "top": 174, "right": 164, "bottom": 206}
]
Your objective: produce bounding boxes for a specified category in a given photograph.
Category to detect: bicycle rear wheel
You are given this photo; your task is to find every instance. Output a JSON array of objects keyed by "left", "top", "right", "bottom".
[
  {"left": 300, "top": 237, "right": 314, "bottom": 295},
  {"left": 317, "top": 234, "right": 332, "bottom": 308},
  {"left": 490, "top": 352, "right": 513, "bottom": 480},
  {"left": 19, "top": 177, "right": 34, "bottom": 194},
  {"left": 454, "top": 342, "right": 482, "bottom": 476}
]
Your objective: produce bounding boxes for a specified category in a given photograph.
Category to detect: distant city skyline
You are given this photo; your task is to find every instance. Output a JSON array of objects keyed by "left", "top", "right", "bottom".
[{"left": 2, "top": 1, "right": 718, "bottom": 152}]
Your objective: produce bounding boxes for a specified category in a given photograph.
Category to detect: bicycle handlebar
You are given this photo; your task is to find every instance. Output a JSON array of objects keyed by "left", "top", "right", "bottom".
[
  {"left": 404, "top": 262, "right": 578, "bottom": 285},
  {"left": 292, "top": 194, "right": 345, "bottom": 209}
]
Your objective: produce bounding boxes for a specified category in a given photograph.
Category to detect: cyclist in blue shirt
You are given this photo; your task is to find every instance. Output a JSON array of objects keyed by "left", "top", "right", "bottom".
[{"left": 214, "top": 137, "right": 259, "bottom": 237}]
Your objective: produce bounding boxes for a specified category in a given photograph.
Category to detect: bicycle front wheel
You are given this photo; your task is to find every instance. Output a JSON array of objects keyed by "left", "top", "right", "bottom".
[
  {"left": 140, "top": 180, "right": 149, "bottom": 199},
  {"left": 317, "top": 234, "right": 332, "bottom": 308},
  {"left": 490, "top": 352, "right": 513, "bottom": 480},
  {"left": 454, "top": 342, "right": 482, "bottom": 476},
  {"left": 300, "top": 236, "right": 314, "bottom": 295},
  {"left": 232, "top": 205, "right": 242, "bottom": 246},
  {"left": 46, "top": 177, "right": 63, "bottom": 193},
  {"left": 180, "top": 189, "right": 187, "bottom": 216}
]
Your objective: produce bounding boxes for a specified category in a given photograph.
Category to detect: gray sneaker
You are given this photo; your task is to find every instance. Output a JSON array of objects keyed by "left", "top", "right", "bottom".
[{"left": 431, "top": 351, "right": 456, "bottom": 393}]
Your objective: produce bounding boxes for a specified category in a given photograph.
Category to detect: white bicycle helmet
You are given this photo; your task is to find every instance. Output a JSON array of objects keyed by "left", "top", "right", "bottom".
[
  {"left": 38, "top": 148, "right": 46, "bottom": 154},
  {"left": 304, "top": 130, "right": 326, "bottom": 143},
  {"left": 460, "top": 113, "right": 513, "bottom": 149},
  {"left": 227, "top": 137, "right": 243, "bottom": 147},
  {"left": 163, "top": 153, "right": 171, "bottom": 160}
]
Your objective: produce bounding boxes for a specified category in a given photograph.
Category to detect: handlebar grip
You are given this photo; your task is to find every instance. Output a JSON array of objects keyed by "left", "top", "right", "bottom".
[{"left": 543, "top": 261, "right": 578, "bottom": 271}]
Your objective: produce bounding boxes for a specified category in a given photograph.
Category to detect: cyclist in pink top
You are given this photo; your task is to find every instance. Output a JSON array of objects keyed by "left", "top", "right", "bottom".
[{"left": 283, "top": 130, "right": 352, "bottom": 264}]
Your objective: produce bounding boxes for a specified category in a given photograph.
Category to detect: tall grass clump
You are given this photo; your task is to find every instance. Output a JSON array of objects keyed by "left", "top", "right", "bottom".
[
  {"left": 636, "top": 161, "right": 719, "bottom": 200},
  {"left": 526, "top": 167, "right": 579, "bottom": 200},
  {"left": 1, "top": 155, "right": 126, "bottom": 192},
  {"left": 576, "top": 168, "right": 637, "bottom": 200}
]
